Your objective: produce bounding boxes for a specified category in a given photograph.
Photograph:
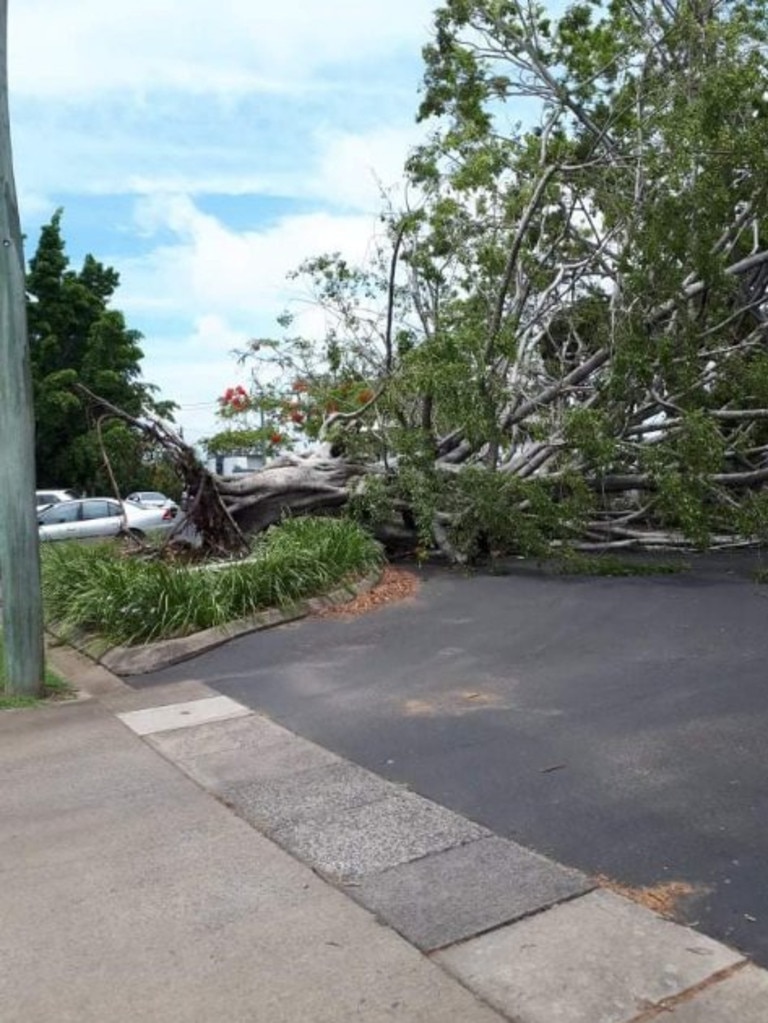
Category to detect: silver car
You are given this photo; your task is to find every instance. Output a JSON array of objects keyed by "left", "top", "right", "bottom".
[
  {"left": 36, "top": 488, "right": 79, "bottom": 509},
  {"left": 38, "top": 498, "right": 178, "bottom": 542},
  {"left": 125, "top": 490, "right": 177, "bottom": 510}
]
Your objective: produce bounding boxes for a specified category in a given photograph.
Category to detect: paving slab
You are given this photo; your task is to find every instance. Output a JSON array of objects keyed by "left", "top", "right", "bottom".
[
  {"left": 434, "top": 889, "right": 744, "bottom": 1023},
  {"left": 273, "top": 791, "right": 489, "bottom": 881},
  {"left": 146, "top": 712, "right": 298, "bottom": 758},
  {"left": 152, "top": 719, "right": 342, "bottom": 790},
  {"left": 660, "top": 965, "right": 768, "bottom": 1021},
  {"left": 99, "top": 678, "right": 216, "bottom": 712},
  {"left": 117, "top": 694, "right": 251, "bottom": 735},
  {"left": 0, "top": 700, "right": 504, "bottom": 1023},
  {"left": 351, "top": 834, "right": 592, "bottom": 951},
  {"left": 221, "top": 760, "right": 399, "bottom": 831}
]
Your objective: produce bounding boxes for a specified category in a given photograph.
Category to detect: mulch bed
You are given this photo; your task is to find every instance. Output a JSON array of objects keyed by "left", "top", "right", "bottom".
[{"left": 316, "top": 566, "right": 421, "bottom": 619}]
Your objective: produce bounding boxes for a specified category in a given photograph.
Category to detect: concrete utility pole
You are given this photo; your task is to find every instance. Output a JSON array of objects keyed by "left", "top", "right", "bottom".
[{"left": 0, "top": 0, "right": 45, "bottom": 696}]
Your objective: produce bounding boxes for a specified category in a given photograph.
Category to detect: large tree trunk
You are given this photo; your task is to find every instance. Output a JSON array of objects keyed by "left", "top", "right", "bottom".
[{"left": 216, "top": 451, "right": 366, "bottom": 534}]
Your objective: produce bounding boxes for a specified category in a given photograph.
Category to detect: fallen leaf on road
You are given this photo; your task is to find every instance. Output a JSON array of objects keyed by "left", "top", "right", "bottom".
[
  {"left": 596, "top": 876, "right": 704, "bottom": 918},
  {"left": 316, "top": 566, "right": 420, "bottom": 618}
]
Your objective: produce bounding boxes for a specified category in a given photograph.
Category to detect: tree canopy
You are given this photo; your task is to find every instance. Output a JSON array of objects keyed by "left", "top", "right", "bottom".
[{"left": 27, "top": 210, "right": 178, "bottom": 496}]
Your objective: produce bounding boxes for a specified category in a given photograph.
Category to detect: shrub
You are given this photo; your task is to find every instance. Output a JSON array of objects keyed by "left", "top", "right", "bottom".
[{"left": 41, "top": 517, "right": 383, "bottom": 645}]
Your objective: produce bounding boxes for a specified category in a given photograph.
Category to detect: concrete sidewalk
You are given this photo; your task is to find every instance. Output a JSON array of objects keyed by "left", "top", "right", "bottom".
[{"left": 2, "top": 650, "right": 767, "bottom": 1022}]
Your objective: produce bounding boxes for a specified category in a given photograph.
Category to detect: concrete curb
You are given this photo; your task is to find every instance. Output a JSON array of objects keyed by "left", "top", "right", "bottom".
[{"left": 46, "top": 567, "right": 382, "bottom": 676}]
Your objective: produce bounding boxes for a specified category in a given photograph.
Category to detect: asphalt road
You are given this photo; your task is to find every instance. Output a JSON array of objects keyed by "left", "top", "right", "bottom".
[{"left": 133, "top": 556, "right": 768, "bottom": 964}]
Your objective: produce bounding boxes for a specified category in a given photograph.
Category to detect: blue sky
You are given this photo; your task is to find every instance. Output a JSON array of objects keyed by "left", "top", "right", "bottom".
[{"left": 9, "top": 0, "right": 439, "bottom": 448}]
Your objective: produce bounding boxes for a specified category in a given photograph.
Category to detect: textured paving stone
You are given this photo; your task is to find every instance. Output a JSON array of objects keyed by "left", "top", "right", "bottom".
[
  {"left": 117, "top": 695, "right": 250, "bottom": 735},
  {"left": 434, "top": 889, "right": 744, "bottom": 1023},
  {"left": 221, "top": 761, "right": 398, "bottom": 831},
  {"left": 274, "top": 792, "right": 489, "bottom": 881},
  {"left": 352, "top": 835, "right": 592, "bottom": 950},
  {"left": 662, "top": 965, "right": 768, "bottom": 1021}
]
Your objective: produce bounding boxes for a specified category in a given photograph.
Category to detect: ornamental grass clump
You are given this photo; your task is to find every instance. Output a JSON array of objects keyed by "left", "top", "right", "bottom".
[{"left": 41, "top": 517, "right": 383, "bottom": 646}]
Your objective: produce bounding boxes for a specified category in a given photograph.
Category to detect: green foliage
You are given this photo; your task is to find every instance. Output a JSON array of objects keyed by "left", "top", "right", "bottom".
[
  {"left": 203, "top": 428, "right": 269, "bottom": 458},
  {"left": 27, "top": 210, "right": 176, "bottom": 493},
  {"left": 736, "top": 492, "right": 768, "bottom": 542},
  {"left": 553, "top": 554, "right": 690, "bottom": 578},
  {"left": 444, "top": 467, "right": 595, "bottom": 561},
  {"left": 563, "top": 409, "right": 617, "bottom": 475},
  {"left": 41, "top": 518, "right": 383, "bottom": 645},
  {"left": 346, "top": 473, "right": 394, "bottom": 529}
]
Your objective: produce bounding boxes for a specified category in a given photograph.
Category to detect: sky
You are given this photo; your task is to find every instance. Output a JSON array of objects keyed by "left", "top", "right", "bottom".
[{"left": 8, "top": 0, "right": 440, "bottom": 450}]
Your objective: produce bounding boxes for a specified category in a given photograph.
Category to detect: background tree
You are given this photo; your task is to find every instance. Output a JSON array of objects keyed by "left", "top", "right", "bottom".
[{"left": 27, "top": 210, "right": 178, "bottom": 495}]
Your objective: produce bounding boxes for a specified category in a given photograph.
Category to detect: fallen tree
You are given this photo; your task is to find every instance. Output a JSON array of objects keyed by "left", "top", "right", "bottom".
[{"left": 84, "top": 2, "right": 768, "bottom": 560}]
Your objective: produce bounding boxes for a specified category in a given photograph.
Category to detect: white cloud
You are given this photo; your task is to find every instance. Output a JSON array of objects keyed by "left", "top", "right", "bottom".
[
  {"left": 10, "top": 0, "right": 438, "bottom": 450},
  {"left": 121, "top": 193, "right": 390, "bottom": 443},
  {"left": 11, "top": 85, "right": 427, "bottom": 209},
  {"left": 10, "top": 0, "right": 436, "bottom": 99},
  {"left": 122, "top": 194, "right": 381, "bottom": 319},
  {"left": 312, "top": 124, "right": 426, "bottom": 211}
]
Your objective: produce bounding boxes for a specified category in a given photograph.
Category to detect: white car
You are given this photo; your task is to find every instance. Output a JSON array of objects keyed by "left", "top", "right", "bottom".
[
  {"left": 38, "top": 498, "right": 178, "bottom": 542},
  {"left": 36, "top": 488, "right": 79, "bottom": 509},
  {"left": 125, "top": 490, "right": 177, "bottom": 510}
]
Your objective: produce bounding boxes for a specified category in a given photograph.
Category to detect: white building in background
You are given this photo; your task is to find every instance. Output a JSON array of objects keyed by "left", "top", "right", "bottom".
[{"left": 205, "top": 453, "right": 265, "bottom": 475}]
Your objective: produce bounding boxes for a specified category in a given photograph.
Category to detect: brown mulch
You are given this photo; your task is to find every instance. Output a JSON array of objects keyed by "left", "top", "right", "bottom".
[
  {"left": 316, "top": 566, "right": 421, "bottom": 618},
  {"left": 595, "top": 876, "right": 699, "bottom": 918}
]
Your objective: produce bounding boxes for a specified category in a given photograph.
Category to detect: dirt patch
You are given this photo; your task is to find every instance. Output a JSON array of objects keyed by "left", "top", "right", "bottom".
[
  {"left": 596, "top": 875, "right": 703, "bottom": 918},
  {"left": 316, "top": 566, "right": 421, "bottom": 619},
  {"left": 402, "top": 690, "right": 507, "bottom": 717},
  {"left": 403, "top": 698, "right": 436, "bottom": 716}
]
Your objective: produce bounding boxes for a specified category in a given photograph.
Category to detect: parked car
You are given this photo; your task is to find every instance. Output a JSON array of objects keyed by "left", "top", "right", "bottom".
[
  {"left": 36, "top": 488, "right": 79, "bottom": 509},
  {"left": 125, "top": 490, "right": 177, "bottom": 510},
  {"left": 37, "top": 498, "right": 178, "bottom": 542}
]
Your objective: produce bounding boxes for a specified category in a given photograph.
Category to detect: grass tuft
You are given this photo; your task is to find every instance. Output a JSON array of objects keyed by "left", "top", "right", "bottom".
[{"left": 0, "top": 632, "right": 74, "bottom": 708}]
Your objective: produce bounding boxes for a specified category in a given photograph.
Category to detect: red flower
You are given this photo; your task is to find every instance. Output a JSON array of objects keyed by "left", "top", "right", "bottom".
[
  {"left": 292, "top": 379, "right": 309, "bottom": 393},
  {"left": 221, "top": 385, "right": 249, "bottom": 408},
  {"left": 269, "top": 432, "right": 283, "bottom": 445},
  {"left": 357, "top": 388, "right": 375, "bottom": 404},
  {"left": 290, "top": 410, "right": 305, "bottom": 424}
]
